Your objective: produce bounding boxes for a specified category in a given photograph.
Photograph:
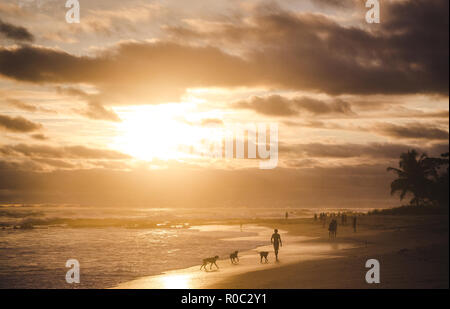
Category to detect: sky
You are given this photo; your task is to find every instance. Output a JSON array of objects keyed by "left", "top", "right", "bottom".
[{"left": 0, "top": 0, "right": 448, "bottom": 208}]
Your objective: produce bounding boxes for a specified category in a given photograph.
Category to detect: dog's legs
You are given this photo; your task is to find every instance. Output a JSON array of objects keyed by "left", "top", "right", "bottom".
[{"left": 214, "top": 261, "right": 219, "bottom": 269}]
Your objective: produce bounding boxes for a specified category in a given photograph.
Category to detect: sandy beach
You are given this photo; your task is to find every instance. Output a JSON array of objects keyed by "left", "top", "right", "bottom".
[{"left": 115, "top": 214, "right": 449, "bottom": 289}]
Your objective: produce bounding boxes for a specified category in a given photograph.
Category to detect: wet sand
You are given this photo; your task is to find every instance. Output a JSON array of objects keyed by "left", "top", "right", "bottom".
[
  {"left": 115, "top": 224, "right": 356, "bottom": 288},
  {"left": 115, "top": 215, "right": 449, "bottom": 289}
]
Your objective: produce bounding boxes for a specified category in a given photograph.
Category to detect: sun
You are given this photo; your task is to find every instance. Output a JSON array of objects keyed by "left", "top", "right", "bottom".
[{"left": 110, "top": 104, "right": 220, "bottom": 161}]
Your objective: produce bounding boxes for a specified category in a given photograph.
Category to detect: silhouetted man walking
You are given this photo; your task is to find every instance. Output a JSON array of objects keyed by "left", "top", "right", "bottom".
[{"left": 271, "top": 229, "right": 282, "bottom": 261}]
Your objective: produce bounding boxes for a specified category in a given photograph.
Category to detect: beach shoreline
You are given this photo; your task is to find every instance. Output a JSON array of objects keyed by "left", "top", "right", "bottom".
[
  {"left": 115, "top": 215, "right": 449, "bottom": 289},
  {"left": 115, "top": 224, "right": 356, "bottom": 289}
]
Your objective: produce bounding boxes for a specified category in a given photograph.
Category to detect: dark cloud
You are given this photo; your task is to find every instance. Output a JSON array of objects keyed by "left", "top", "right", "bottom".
[
  {"left": 166, "top": 0, "right": 449, "bottom": 96},
  {"left": 56, "top": 87, "right": 121, "bottom": 122},
  {"left": 235, "top": 95, "right": 298, "bottom": 116},
  {"left": 0, "top": 43, "right": 254, "bottom": 104},
  {"left": 33, "top": 158, "right": 75, "bottom": 169},
  {"left": 0, "top": 144, "right": 131, "bottom": 160},
  {"left": 0, "top": 114, "right": 42, "bottom": 132},
  {"left": 282, "top": 119, "right": 351, "bottom": 130},
  {"left": 0, "top": 18, "right": 34, "bottom": 42},
  {"left": 5, "top": 98, "right": 38, "bottom": 112},
  {"left": 384, "top": 108, "right": 450, "bottom": 119},
  {"left": 280, "top": 142, "right": 449, "bottom": 159},
  {"left": 30, "top": 133, "right": 48, "bottom": 141},
  {"left": 373, "top": 123, "right": 449, "bottom": 140},
  {"left": 80, "top": 102, "right": 121, "bottom": 122},
  {"left": 4, "top": 98, "right": 56, "bottom": 114},
  {"left": 311, "top": 0, "right": 359, "bottom": 9},
  {"left": 0, "top": 46, "right": 94, "bottom": 84},
  {"left": 234, "top": 95, "right": 353, "bottom": 116},
  {"left": 0, "top": 0, "right": 448, "bottom": 100}
]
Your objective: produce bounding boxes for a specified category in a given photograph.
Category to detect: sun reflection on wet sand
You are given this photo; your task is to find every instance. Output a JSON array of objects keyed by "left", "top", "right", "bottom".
[{"left": 161, "top": 274, "right": 191, "bottom": 289}]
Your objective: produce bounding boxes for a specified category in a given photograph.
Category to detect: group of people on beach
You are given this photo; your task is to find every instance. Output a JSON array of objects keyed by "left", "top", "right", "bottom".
[
  {"left": 202, "top": 212, "right": 359, "bottom": 271},
  {"left": 316, "top": 212, "right": 358, "bottom": 239}
]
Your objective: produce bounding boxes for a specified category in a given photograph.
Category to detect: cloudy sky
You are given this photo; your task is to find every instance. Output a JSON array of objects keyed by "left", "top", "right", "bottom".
[{"left": 0, "top": 0, "right": 448, "bottom": 208}]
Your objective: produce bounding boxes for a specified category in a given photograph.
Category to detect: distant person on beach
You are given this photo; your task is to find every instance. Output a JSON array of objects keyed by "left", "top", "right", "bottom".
[
  {"left": 353, "top": 216, "right": 357, "bottom": 232},
  {"left": 328, "top": 219, "right": 337, "bottom": 239},
  {"left": 285, "top": 212, "right": 289, "bottom": 220},
  {"left": 314, "top": 213, "right": 318, "bottom": 221},
  {"left": 271, "top": 229, "right": 283, "bottom": 261}
]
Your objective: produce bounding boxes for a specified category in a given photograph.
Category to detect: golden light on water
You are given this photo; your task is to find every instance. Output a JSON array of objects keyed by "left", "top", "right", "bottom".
[{"left": 161, "top": 274, "right": 191, "bottom": 289}]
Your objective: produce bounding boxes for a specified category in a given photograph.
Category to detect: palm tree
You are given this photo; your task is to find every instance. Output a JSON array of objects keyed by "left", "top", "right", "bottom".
[
  {"left": 429, "top": 152, "right": 449, "bottom": 207},
  {"left": 387, "top": 150, "right": 437, "bottom": 206}
]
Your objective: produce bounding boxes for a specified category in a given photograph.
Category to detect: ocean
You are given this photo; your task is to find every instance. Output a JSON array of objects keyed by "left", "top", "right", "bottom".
[{"left": 0, "top": 205, "right": 368, "bottom": 288}]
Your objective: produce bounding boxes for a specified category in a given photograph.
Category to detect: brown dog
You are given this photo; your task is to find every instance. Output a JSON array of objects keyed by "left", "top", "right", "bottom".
[
  {"left": 230, "top": 251, "right": 239, "bottom": 264},
  {"left": 259, "top": 251, "right": 269, "bottom": 263},
  {"left": 200, "top": 256, "right": 219, "bottom": 270}
]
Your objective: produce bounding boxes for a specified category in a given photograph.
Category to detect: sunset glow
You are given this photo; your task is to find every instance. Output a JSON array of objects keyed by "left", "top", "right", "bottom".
[
  {"left": 0, "top": 0, "right": 448, "bottom": 207},
  {"left": 0, "top": 0, "right": 448, "bottom": 292}
]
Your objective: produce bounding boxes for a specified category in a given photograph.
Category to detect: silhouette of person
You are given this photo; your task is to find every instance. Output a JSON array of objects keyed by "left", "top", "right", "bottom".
[
  {"left": 271, "top": 229, "right": 282, "bottom": 261},
  {"left": 285, "top": 212, "right": 289, "bottom": 220},
  {"left": 328, "top": 219, "right": 337, "bottom": 239},
  {"left": 352, "top": 216, "right": 357, "bottom": 232}
]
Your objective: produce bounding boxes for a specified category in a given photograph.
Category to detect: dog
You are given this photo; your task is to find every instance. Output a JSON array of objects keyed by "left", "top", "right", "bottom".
[
  {"left": 229, "top": 251, "right": 239, "bottom": 264},
  {"left": 200, "top": 256, "right": 219, "bottom": 270},
  {"left": 259, "top": 251, "right": 269, "bottom": 263}
]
